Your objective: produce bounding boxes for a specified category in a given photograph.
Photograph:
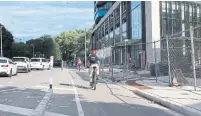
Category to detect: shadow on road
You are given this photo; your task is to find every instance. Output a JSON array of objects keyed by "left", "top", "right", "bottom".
[
  {"left": 47, "top": 91, "right": 180, "bottom": 116},
  {"left": 75, "top": 72, "right": 105, "bottom": 84},
  {"left": 60, "top": 83, "right": 90, "bottom": 90}
]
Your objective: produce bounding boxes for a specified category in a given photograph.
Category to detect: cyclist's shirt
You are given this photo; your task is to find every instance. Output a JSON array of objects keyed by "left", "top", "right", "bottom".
[
  {"left": 77, "top": 59, "right": 81, "bottom": 65},
  {"left": 87, "top": 54, "right": 99, "bottom": 64}
]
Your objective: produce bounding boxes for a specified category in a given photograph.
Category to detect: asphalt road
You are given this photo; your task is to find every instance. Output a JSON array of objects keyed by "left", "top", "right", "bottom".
[{"left": 0, "top": 68, "right": 184, "bottom": 116}]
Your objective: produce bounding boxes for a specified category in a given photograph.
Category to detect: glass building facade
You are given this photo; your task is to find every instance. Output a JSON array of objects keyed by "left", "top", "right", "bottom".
[
  {"left": 130, "top": 1, "right": 144, "bottom": 68},
  {"left": 160, "top": 1, "right": 201, "bottom": 62},
  {"left": 131, "top": 1, "right": 142, "bottom": 40},
  {"left": 92, "top": 1, "right": 201, "bottom": 67},
  {"left": 160, "top": 1, "right": 201, "bottom": 37}
]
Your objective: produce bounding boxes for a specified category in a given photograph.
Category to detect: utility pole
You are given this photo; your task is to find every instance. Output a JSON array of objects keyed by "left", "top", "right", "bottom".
[
  {"left": 85, "top": 28, "right": 87, "bottom": 68},
  {"left": 0, "top": 26, "right": 3, "bottom": 57},
  {"left": 30, "top": 44, "right": 34, "bottom": 58}
]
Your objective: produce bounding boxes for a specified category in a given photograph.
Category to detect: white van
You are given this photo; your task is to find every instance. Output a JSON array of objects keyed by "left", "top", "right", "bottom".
[{"left": 30, "top": 58, "right": 50, "bottom": 70}]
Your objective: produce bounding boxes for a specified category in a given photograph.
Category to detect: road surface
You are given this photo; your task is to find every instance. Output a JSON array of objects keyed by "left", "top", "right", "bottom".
[{"left": 0, "top": 68, "right": 184, "bottom": 116}]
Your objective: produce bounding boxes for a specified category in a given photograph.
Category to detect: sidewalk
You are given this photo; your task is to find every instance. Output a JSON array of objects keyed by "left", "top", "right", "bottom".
[
  {"left": 101, "top": 67, "right": 140, "bottom": 82},
  {"left": 123, "top": 78, "right": 201, "bottom": 116},
  {"left": 76, "top": 68, "right": 201, "bottom": 116}
]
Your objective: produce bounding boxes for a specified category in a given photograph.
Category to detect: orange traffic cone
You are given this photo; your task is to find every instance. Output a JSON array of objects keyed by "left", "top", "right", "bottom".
[{"left": 172, "top": 76, "right": 178, "bottom": 87}]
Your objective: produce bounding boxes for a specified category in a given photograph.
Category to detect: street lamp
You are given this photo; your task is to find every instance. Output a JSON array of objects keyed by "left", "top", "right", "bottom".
[
  {"left": 124, "top": 39, "right": 128, "bottom": 71},
  {"left": 0, "top": 25, "right": 3, "bottom": 57}
]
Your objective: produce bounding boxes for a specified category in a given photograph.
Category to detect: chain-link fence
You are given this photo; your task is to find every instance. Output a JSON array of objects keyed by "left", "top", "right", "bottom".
[
  {"left": 96, "top": 39, "right": 169, "bottom": 83},
  {"left": 96, "top": 25, "right": 201, "bottom": 90},
  {"left": 167, "top": 26, "right": 201, "bottom": 90}
]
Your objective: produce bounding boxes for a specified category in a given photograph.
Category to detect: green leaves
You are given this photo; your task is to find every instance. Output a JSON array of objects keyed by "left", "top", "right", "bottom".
[
  {"left": 54, "top": 29, "right": 92, "bottom": 61},
  {"left": 0, "top": 24, "right": 14, "bottom": 58},
  {"left": 26, "top": 35, "right": 62, "bottom": 59}
]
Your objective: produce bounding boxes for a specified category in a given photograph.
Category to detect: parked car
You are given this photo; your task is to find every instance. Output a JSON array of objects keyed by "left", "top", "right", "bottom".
[
  {"left": 12, "top": 57, "right": 31, "bottom": 73},
  {"left": 30, "top": 58, "right": 50, "bottom": 70},
  {"left": 54, "top": 60, "right": 61, "bottom": 67},
  {"left": 42, "top": 58, "right": 50, "bottom": 70},
  {"left": 0, "top": 57, "right": 18, "bottom": 77}
]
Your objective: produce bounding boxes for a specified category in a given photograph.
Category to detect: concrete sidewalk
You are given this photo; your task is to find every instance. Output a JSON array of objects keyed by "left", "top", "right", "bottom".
[
  {"left": 101, "top": 67, "right": 140, "bottom": 82},
  {"left": 123, "top": 78, "right": 201, "bottom": 116}
]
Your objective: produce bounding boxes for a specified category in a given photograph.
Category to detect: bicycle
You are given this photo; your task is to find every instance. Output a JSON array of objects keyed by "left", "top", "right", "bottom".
[
  {"left": 91, "top": 66, "right": 97, "bottom": 90},
  {"left": 77, "top": 64, "right": 81, "bottom": 72}
]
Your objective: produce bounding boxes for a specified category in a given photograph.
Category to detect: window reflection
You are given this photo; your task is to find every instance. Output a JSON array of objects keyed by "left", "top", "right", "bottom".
[
  {"left": 115, "top": 27, "right": 120, "bottom": 43},
  {"left": 109, "top": 31, "right": 113, "bottom": 45},
  {"left": 131, "top": 2, "right": 142, "bottom": 40}
]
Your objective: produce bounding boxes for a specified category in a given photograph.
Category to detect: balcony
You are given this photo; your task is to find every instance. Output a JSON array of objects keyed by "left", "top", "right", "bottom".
[{"left": 94, "top": 9, "right": 108, "bottom": 24}]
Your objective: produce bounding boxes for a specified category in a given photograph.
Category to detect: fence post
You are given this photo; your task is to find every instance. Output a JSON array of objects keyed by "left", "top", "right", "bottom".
[
  {"left": 111, "top": 47, "right": 114, "bottom": 79},
  {"left": 166, "top": 35, "right": 172, "bottom": 87},
  {"left": 102, "top": 47, "right": 105, "bottom": 78},
  {"left": 190, "top": 26, "right": 197, "bottom": 91},
  {"left": 154, "top": 41, "right": 158, "bottom": 82}
]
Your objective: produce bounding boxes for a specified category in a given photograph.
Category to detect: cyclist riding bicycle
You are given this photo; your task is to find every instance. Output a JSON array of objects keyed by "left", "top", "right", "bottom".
[
  {"left": 77, "top": 58, "right": 82, "bottom": 71},
  {"left": 87, "top": 50, "right": 100, "bottom": 86}
]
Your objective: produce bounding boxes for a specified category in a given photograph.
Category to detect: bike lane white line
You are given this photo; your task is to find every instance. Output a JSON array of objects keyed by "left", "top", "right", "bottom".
[{"left": 70, "top": 74, "right": 84, "bottom": 116}]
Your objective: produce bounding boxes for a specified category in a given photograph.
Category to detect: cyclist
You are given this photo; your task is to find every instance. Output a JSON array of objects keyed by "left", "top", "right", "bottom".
[
  {"left": 77, "top": 58, "right": 82, "bottom": 71},
  {"left": 87, "top": 50, "right": 100, "bottom": 86}
]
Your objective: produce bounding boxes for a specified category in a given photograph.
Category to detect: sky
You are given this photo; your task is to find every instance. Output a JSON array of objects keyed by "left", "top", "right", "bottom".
[{"left": 0, "top": 1, "right": 94, "bottom": 42}]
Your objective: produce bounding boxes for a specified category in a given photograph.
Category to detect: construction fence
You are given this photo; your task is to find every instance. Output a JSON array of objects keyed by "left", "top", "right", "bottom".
[{"left": 96, "top": 25, "right": 201, "bottom": 90}]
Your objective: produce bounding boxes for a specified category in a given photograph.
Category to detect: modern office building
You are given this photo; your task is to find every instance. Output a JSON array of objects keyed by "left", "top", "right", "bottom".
[{"left": 91, "top": 1, "right": 201, "bottom": 68}]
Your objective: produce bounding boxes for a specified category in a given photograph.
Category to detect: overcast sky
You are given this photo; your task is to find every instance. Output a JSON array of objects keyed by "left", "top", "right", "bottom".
[{"left": 0, "top": 1, "right": 94, "bottom": 42}]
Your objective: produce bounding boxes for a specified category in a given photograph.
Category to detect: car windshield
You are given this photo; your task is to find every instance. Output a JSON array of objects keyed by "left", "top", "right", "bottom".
[
  {"left": 12, "top": 58, "right": 25, "bottom": 62},
  {"left": 0, "top": 59, "right": 7, "bottom": 63},
  {"left": 31, "top": 59, "right": 40, "bottom": 62}
]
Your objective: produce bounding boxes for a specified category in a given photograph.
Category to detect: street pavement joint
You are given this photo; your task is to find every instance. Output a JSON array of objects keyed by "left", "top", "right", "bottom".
[{"left": 29, "top": 89, "right": 53, "bottom": 116}]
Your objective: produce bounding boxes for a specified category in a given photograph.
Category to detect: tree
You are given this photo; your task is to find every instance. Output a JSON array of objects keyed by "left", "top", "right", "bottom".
[
  {"left": 11, "top": 42, "right": 32, "bottom": 58},
  {"left": 0, "top": 24, "right": 14, "bottom": 58},
  {"left": 54, "top": 29, "right": 92, "bottom": 61},
  {"left": 26, "top": 35, "right": 61, "bottom": 59}
]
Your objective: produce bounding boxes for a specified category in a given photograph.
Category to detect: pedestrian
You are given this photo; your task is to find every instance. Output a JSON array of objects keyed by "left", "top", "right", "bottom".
[
  {"left": 61, "top": 60, "right": 63, "bottom": 71},
  {"left": 83, "top": 59, "right": 85, "bottom": 67}
]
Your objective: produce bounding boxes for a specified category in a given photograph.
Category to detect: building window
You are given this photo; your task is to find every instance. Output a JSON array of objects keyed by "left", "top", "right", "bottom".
[
  {"left": 131, "top": 1, "right": 141, "bottom": 10},
  {"left": 122, "top": 22, "right": 127, "bottom": 32},
  {"left": 115, "top": 26, "right": 120, "bottom": 43},
  {"left": 109, "top": 31, "right": 114, "bottom": 45},
  {"left": 131, "top": 2, "right": 142, "bottom": 40},
  {"left": 122, "top": 32, "right": 127, "bottom": 40}
]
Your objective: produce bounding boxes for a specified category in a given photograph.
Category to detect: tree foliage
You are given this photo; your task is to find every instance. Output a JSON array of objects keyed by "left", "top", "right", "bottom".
[
  {"left": 10, "top": 28, "right": 92, "bottom": 61},
  {"left": 11, "top": 34, "right": 61, "bottom": 60},
  {"left": 26, "top": 35, "right": 61, "bottom": 59},
  {"left": 54, "top": 29, "right": 92, "bottom": 61},
  {"left": 0, "top": 24, "right": 14, "bottom": 58}
]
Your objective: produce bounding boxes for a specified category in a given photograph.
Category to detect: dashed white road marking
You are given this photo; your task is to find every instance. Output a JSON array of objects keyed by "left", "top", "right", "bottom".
[
  {"left": 70, "top": 75, "right": 84, "bottom": 116},
  {"left": 45, "top": 112, "right": 69, "bottom": 116},
  {"left": 0, "top": 88, "right": 19, "bottom": 93}
]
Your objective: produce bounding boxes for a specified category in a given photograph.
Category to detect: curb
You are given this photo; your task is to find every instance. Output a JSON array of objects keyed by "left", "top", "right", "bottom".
[
  {"left": 29, "top": 89, "right": 53, "bottom": 116},
  {"left": 102, "top": 78, "right": 201, "bottom": 116}
]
